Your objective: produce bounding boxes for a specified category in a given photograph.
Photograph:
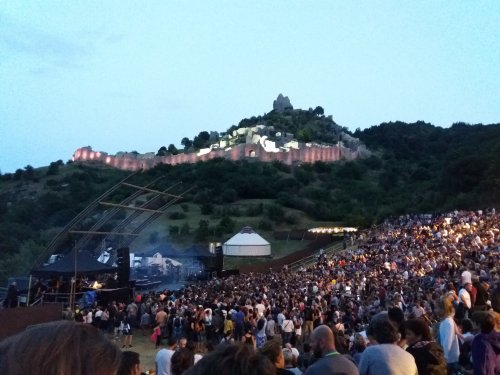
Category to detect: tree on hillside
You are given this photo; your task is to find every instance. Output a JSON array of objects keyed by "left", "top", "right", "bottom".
[
  {"left": 181, "top": 137, "right": 193, "bottom": 150},
  {"left": 167, "top": 144, "right": 179, "bottom": 155},
  {"left": 313, "top": 106, "right": 324, "bottom": 116},
  {"left": 195, "top": 219, "right": 210, "bottom": 241},
  {"left": 193, "top": 131, "right": 211, "bottom": 149},
  {"left": 157, "top": 146, "right": 168, "bottom": 156}
]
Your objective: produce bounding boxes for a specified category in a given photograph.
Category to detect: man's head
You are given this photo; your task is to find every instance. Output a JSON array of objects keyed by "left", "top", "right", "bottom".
[
  {"left": 167, "top": 336, "right": 178, "bottom": 348},
  {"left": 367, "top": 313, "right": 399, "bottom": 344},
  {"left": 179, "top": 337, "right": 188, "bottom": 348},
  {"left": 309, "top": 325, "right": 335, "bottom": 358},
  {"left": 464, "top": 282, "right": 473, "bottom": 292}
]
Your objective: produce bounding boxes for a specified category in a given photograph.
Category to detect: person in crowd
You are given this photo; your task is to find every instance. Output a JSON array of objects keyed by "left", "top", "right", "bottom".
[
  {"left": 472, "top": 274, "right": 490, "bottom": 312},
  {"left": 185, "top": 339, "right": 204, "bottom": 364},
  {"left": 260, "top": 339, "right": 295, "bottom": 375},
  {"left": 297, "top": 343, "right": 313, "bottom": 372},
  {"left": 242, "top": 326, "right": 256, "bottom": 350},
  {"left": 121, "top": 316, "right": 133, "bottom": 348},
  {"left": 281, "top": 312, "right": 295, "bottom": 345},
  {"left": 155, "top": 336, "right": 177, "bottom": 375},
  {"left": 304, "top": 325, "right": 359, "bottom": 375},
  {"left": 350, "top": 333, "right": 367, "bottom": 366},
  {"left": 184, "top": 343, "right": 275, "bottom": 375},
  {"left": 170, "top": 347, "right": 194, "bottom": 375},
  {"left": 155, "top": 307, "right": 168, "bottom": 346},
  {"left": 0, "top": 320, "right": 121, "bottom": 375},
  {"left": 118, "top": 351, "right": 142, "bottom": 375},
  {"left": 434, "top": 296, "right": 462, "bottom": 373},
  {"left": 3, "top": 281, "right": 19, "bottom": 308},
  {"left": 255, "top": 313, "right": 267, "bottom": 348},
  {"left": 265, "top": 313, "right": 276, "bottom": 341},
  {"left": 456, "top": 282, "right": 473, "bottom": 321},
  {"left": 233, "top": 306, "right": 245, "bottom": 342},
  {"left": 471, "top": 312, "right": 500, "bottom": 375},
  {"left": 223, "top": 312, "right": 234, "bottom": 337},
  {"left": 387, "top": 306, "right": 406, "bottom": 348},
  {"left": 283, "top": 347, "right": 302, "bottom": 375},
  {"left": 140, "top": 309, "right": 151, "bottom": 336},
  {"left": 358, "top": 313, "right": 417, "bottom": 375},
  {"left": 404, "top": 318, "right": 447, "bottom": 375}
]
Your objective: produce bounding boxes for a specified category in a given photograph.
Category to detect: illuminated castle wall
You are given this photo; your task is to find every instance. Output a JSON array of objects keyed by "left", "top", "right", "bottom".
[{"left": 72, "top": 143, "right": 360, "bottom": 172}]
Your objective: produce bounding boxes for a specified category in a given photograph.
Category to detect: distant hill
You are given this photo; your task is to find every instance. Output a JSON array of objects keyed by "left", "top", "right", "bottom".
[{"left": 1, "top": 100, "right": 499, "bottom": 284}]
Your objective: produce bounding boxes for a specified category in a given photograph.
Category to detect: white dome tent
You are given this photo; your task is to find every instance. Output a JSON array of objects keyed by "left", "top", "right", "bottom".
[{"left": 223, "top": 226, "right": 271, "bottom": 256}]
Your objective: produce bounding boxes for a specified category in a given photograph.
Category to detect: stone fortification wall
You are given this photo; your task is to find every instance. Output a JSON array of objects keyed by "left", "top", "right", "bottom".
[{"left": 73, "top": 143, "right": 359, "bottom": 172}]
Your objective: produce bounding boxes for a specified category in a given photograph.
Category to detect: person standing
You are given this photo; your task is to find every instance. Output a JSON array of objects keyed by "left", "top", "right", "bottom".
[
  {"left": 120, "top": 317, "right": 133, "bottom": 348},
  {"left": 265, "top": 314, "right": 276, "bottom": 341},
  {"left": 155, "top": 336, "right": 178, "bottom": 375},
  {"left": 471, "top": 312, "right": 500, "bottom": 375},
  {"left": 118, "top": 351, "right": 142, "bottom": 375},
  {"left": 404, "top": 319, "right": 446, "bottom": 375},
  {"left": 304, "top": 325, "right": 359, "bottom": 375},
  {"left": 358, "top": 314, "right": 417, "bottom": 375},
  {"left": 4, "top": 281, "right": 19, "bottom": 308},
  {"left": 260, "top": 340, "right": 294, "bottom": 375},
  {"left": 256, "top": 313, "right": 267, "bottom": 348},
  {"left": 435, "top": 296, "right": 461, "bottom": 373},
  {"left": 0, "top": 320, "right": 121, "bottom": 375},
  {"left": 156, "top": 307, "right": 168, "bottom": 345}
]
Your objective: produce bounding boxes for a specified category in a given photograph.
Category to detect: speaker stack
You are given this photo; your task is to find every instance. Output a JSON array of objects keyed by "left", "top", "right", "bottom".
[
  {"left": 116, "top": 247, "right": 130, "bottom": 288},
  {"left": 215, "top": 245, "right": 223, "bottom": 277}
]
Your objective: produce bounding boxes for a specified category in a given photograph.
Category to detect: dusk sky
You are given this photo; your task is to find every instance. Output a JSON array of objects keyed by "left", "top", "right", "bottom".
[{"left": 1, "top": 1, "right": 499, "bottom": 174}]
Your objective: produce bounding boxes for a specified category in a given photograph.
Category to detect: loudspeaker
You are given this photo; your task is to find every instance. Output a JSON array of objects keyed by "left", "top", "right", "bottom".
[
  {"left": 215, "top": 246, "right": 223, "bottom": 276},
  {"left": 116, "top": 247, "right": 130, "bottom": 288}
]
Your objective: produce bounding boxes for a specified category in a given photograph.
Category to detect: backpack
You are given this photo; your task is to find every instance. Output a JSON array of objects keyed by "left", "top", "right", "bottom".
[{"left": 122, "top": 323, "right": 130, "bottom": 335}]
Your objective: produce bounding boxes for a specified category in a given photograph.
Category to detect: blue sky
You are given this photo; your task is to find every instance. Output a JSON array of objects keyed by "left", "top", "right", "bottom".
[{"left": 1, "top": 1, "right": 499, "bottom": 174}]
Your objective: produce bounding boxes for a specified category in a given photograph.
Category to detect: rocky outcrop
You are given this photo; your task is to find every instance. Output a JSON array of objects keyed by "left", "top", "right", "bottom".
[{"left": 273, "top": 94, "right": 293, "bottom": 112}]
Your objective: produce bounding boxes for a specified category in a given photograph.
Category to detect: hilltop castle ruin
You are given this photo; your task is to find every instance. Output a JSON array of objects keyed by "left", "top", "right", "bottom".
[{"left": 73, "top": 123, "right": 368, "bottom": 171}]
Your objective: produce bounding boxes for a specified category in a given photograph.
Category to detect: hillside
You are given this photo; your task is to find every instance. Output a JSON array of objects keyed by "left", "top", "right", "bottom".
[{"left": 1, "top": 112, "right": 499, "bottom": 284}]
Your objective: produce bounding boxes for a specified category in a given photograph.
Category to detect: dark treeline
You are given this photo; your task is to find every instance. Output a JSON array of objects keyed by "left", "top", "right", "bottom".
[{"left": 0, "top": 120, "right": 499, "bottom": 283}]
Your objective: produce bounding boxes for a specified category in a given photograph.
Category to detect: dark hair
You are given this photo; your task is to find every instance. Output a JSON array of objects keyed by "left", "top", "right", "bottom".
[
  {"left": 259, "top": 340, "right": 282, "bottom": 365},
  {"left": 404, "top": 319, "right": 432, "bottom": 341},
  {"left": 167, "top": 335, "right": 178, "bottom": 347},
  {"left": 0, "top": 320, "right": 121, "bottom": 375},
  {"left": 171, "top": 348, "right": 194, "bottom": 375},
  {"left": 368, "top": 314, "right": 399, "bottom": 344},
  {"left": 479, "top": 313, "right": 495, "bottom": 334},
  {"left": 184, "top": 343, "right": 274, "bottom": 375},
  {"left": 352, "top": 333, "right": 366, "bottom": 352},
  {"left": 388, "top": 307, "right": 404, "bottom": 325},
  {"left": 461, "top": 319, "right": 473, "bottom": 333},
  {"left": 118, "top": 351, "right": 140, "bottom": 375}
]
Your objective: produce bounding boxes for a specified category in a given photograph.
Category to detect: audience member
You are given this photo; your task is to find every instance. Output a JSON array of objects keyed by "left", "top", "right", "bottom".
[
  {"left": 0, "top": 320, "right": 121, "bottom": 375},
  {"left": 471, "top": 312, "right": 500, "bottom": 375},
  {"left": 304, "top": 325, "right": 359, "bottom": 375},
  {"left": 404, "top": 319, "right": 446, "bottom": 375},
  {"left": 118, "top": 351, "right": 142, "bottom": 375},
  {"left": 358, "top": 313, "right": 417, "bottom": 375},
  {"left": 184, "top": 343, "right": 274, "bottom": 375}
]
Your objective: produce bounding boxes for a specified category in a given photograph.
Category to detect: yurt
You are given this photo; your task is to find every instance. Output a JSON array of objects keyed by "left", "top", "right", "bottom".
[{"left": 223, "top": 226, "right": 271, "bottom": 256}]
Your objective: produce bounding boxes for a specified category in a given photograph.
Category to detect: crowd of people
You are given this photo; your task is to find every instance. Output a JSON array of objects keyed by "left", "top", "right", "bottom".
[{"left": 0, "top": 208, "right": 499, "bottom": 375}]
